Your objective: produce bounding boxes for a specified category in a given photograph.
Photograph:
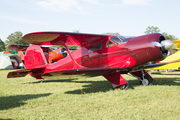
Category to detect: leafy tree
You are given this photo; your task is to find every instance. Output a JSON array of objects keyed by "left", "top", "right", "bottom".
[
  {"left": 162, "top": 32, "right": 178, "bottom": 40},
  {"left": 5, "top": 31, "right": 29, "bottom": 51},
  {"left": 73, "top": 30, "right": 80, "bottom": 33},
  {"left": 145, "top": 26, "right": 178, "bottom": 40},
  {"left": 144, "top": 26, "right": 160, "bottom": 34},
  {"left": 0, "top": 39, "right": 5, "bottom": 52},
  {"left": 102, "top": 32, "right": 119, "bottom": 35}
]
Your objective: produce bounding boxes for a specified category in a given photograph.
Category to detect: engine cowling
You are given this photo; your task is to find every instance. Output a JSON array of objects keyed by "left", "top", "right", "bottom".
[{"left": 127, "top": 33, "right": 175, "bottom": 66}]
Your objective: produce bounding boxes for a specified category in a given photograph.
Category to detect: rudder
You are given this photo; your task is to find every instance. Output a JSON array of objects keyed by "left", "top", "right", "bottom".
[{"left": 24, "top": 45, "right": 48, "bottom": 69}]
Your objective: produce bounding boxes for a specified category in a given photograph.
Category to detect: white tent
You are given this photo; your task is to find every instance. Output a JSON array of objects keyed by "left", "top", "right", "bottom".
[{"left": 0, "top": 52, "right": 24, "bottom": 69}]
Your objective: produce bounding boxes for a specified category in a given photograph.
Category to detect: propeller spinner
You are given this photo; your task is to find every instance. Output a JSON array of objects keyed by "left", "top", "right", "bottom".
[{"left": 152, "top": 40, "right": 177, "bottom": 51}]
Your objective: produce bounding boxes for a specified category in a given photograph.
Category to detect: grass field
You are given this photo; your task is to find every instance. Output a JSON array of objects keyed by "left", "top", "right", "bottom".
[{"left": 1, "top": 70, "right": 180, "bottom": 120}]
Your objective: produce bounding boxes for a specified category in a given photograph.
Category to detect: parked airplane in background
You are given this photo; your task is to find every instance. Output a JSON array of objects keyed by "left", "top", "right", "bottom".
[{"left": 7, "top": 32, "right": 177, "bottom": 90}]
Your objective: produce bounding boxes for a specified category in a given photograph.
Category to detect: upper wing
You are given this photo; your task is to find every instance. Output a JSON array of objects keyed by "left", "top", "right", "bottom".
[{"left": 22, "top": 32, "right": 110, "bottom": 46}]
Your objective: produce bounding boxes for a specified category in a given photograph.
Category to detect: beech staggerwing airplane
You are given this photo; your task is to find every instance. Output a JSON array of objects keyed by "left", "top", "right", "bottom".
[{"left": 7, "top": 32, "right": 177, "bottom": 90}]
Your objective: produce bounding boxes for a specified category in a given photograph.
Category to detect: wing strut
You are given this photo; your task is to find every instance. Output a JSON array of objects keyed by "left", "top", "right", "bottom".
[{"left": 64, "top": 43, "right": 84, "bottom": 69}]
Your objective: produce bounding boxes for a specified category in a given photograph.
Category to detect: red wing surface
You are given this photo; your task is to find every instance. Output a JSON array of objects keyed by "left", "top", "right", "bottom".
[
  {"left": 22, "top": 32, "right": 110, "bottom": 46},
  {"left": 9, "top": 45, "right": 29, "bottom": 51}
]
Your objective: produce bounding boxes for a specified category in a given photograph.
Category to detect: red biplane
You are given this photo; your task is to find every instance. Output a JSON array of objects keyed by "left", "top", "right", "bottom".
[{"left": 7, "top": 32, "right": 177, "bottom": 90}]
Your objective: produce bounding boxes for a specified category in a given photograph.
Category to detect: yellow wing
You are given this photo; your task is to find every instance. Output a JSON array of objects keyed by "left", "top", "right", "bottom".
[
  {"left": 173, "top": 40, "right": 180, "bottom": 50},
  {"left": 148, "top": 40, "right": 180, "bottom": 70},
  {"left": 148, "top": 50, "right": 180, "bottom": 70}
]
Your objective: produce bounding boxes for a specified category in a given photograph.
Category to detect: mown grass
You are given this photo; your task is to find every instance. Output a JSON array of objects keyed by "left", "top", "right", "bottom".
[{"left": 1, "top": 70, "right": 180, "bottom": 120}]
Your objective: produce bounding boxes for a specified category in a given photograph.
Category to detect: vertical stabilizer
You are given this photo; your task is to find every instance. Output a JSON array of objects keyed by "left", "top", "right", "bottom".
[{"left": 24, "top": 45, "right": 48, "bottom": 69}]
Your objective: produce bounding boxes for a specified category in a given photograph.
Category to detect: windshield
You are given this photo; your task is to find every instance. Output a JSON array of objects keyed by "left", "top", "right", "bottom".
[{"left": 110, "top": 35, "right": 131, "bottom": 45}]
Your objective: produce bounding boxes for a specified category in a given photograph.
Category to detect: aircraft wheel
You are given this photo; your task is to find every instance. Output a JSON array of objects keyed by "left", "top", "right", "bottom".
[
  {"left": 140, "top": 76, "right": 152, "bottom": 86},
  {"left": 119, "top": 81, "right": 129, "bottom": 90}
]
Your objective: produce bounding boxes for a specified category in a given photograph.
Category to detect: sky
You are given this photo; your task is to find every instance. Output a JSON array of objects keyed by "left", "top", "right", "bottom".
[{"left": 0, "top": 0, "right": 180, "bottom": 42}]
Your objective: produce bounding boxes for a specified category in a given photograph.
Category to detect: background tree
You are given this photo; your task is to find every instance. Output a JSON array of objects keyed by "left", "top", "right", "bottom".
[
  {"left": 0, "top": 39, "right": 5, "bottom": 52},
  {"left": 162, "top": 32, "right": 178, "bottom": 40},
  {"left": 5, "top": 31, "right": 29, "bottom": 51},
  {"left": 73, "top": 30, "right": 80, "bottom": 33},
  {"left": 144, "top": 26, "right": 160, "bottom": 34},
  {"left": 145, "top": 26, "right": 178, "bottom": 40},
  {"left": 102, "top": 32, "right": 119, "bottom": 35}
]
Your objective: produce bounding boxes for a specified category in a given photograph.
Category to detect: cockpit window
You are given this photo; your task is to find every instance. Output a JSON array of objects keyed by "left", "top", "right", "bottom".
[
  {"left": 106, "top": 40, "right": 115, "bottom": 48},
  {"left": 89, "top": 42, "right": 102, "bottom": 51},
  {"left": 110, "top": 35, "right": 130, "bottom": 45}
]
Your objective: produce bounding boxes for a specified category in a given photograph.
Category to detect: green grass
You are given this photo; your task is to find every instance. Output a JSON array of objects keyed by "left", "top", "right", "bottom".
[{"left": 1, "top": 70, "right": 180, "bottom": 120}]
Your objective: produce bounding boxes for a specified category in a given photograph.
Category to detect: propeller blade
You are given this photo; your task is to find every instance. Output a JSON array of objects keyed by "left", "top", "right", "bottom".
[{"left": 151, "top": 42, "right": 162, "bottom": 47}]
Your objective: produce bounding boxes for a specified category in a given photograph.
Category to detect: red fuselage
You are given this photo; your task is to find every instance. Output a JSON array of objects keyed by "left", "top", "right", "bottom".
[
  {"left": 42, "top": 33, "right": 166, "bottom": 75},
  {"left": 7, "top": 32, "right": 170, "bottom": 89}
]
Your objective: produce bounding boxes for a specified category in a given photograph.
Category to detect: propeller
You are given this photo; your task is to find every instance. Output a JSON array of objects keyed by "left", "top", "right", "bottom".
[{"left": 152, "top": 40, "right": 177, "bottom": 51}]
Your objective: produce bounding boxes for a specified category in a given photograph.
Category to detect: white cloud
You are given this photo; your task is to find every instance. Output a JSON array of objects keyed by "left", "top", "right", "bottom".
[
  {"left": 123, "top": 0, "right": 152, "bottom": 5},
  {"left": 0, "top": 15, "right": 37, "bottom": 24},
  {"left": 81, "top": 0, "right": 99, "bottom": 4},
  {"left": 36, "top": 0, "right": 82, "bottom": 11}
]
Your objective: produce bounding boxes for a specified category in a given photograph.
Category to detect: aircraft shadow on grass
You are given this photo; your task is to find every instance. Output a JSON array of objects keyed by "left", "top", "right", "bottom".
[
  {"left": 0, "top": 93, "right": 52, "bottom": 110},
  {"left": 28, "top": 79, "right": 77, "bottom": 84},
  {"left": 28, "top": 79, "right": 113, "bottom": 94},
  {"left": 26, "top": 76, "right": 180, "bottom": 94}
]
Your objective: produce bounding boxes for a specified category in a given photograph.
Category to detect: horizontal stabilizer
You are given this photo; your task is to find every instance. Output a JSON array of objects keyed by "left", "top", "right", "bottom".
[
  {"left": 7, "top": 67, "right": 46, "bottom": 78},
  {"left": 7, "top": 69, "right": 31, "bottom": 78}
]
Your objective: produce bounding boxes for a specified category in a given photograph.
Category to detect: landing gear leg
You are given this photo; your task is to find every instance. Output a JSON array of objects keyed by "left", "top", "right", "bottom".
[
  {"left": 130, "top": 69, "right": 153, "bottom": 86},
  {"left": 103, "top": 72, "right": 129, "bottom": 90},
  {"left": 40, "top": 79, "right": 44, "bottom": 83}
]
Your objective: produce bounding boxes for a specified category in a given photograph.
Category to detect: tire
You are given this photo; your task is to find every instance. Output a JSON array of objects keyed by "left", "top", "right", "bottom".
[
  {"left": 140, "top": 75, "right": 153, "bottom": 86},
  {"left": 119, "top": 81, "right": 129, "bottom": 90}
]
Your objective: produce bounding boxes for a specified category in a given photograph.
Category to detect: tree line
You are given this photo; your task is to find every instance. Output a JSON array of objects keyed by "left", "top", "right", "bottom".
[
  {"left": 0, "top": 31, "right": 29, "bottom": 51},
  {"left": 0, "top": 26, "right": 179, "bottom": 52},
  {"left": 144, "top": 26, "right": 178, "bottom": 40}
]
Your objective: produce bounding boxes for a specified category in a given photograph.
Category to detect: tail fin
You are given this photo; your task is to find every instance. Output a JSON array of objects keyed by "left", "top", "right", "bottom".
[{"left": 24, "top": 45, "right": 48, "bottom": 69}]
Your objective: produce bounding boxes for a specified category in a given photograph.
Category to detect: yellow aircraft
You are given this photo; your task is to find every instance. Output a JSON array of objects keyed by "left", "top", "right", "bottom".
[{"left": 148, "top": 40, "right": 180, "bottom": 70}]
